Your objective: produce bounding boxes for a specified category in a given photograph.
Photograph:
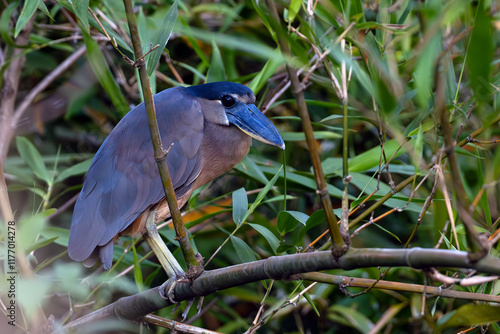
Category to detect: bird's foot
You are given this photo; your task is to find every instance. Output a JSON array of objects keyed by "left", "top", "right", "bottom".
[{"left": 159, "top": 277, "right": 178, "bottom": 303}]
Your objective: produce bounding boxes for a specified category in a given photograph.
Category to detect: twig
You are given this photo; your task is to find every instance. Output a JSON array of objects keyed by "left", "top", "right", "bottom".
[{"left": 12, "top": 46, "right": 86, "bottom": 130}]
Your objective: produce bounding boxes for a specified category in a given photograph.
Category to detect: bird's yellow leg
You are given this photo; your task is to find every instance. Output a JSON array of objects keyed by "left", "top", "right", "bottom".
[{"left": 143, "top": 208, "right": 185, "bottom": 279}]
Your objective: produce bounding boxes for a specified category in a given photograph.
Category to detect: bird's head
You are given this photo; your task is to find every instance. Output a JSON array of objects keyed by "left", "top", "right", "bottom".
[{"left": 186, "top": 82, "right": 285, "bottom": 149}]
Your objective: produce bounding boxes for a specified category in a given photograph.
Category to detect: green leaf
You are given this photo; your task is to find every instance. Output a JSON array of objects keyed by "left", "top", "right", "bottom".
[
  {"left": 281, "top": 131, "right": 342, "bottom": 142},
  {"left": 146, "top": 0, "right": 178, "bottom": 76},
  {"left": 248, "top": 50, "right": 282, "bottom": 94},
  {"left": 414, "top": 34, "right": 441, "bottom": 108},
  {"left": 230, "top": 236, "right": 257, "bottom": 263},
  {"left": 466, "top": 3, "right": 492, "bottom": 102},
  {"left": 285, "top": 0, "right": 301, "bottom": 23},
  {"left": 298, "top": 210, "right": 326, "bottom": 241},
  {"left": 236, "top": 156, "right": 269, "bottom": 185},
  {"left": 476, "top": 148, "right": 491, "bottom": 226},
  {"left": 0, "top": 3, "right": 17, "bottom": 46},
  {"left": 373, "top": 223, "right": 401, "bottom": 243},
  {"left": 40, "top": 226, "right": 69, "bottom": 247},
  {"left": 248, "top": 223, "right": 280, "bottom": 254},
  {"left": 242, "top": 165, "right": 284, "bottom": 222},
  {"left": 26, "top": 237, "right": 59, "bottom": 254},
  {"left": 323, "top": 139, "right": 410, "bottom": 175},
  {"left": 259, "top": 165, "right": 344, "bottom": 198},
  {"left": 132, "top": 243, "right": 144, "bottom": 292},
  {"left": 16, "top": 137, "right": 51, "bottom": 184},
  {"left": 56, "top": 0, "right": 89, "bottom": 32},
  {"left": 38, "top": 1, "right": 54, "bottom": 21},
  {"left": 82, "top": 30, "right": 129, "bottom": 116},
  {"left": 206, "top": 39, "right": 226, "bottom": 82},
  {"left": 15, "top": 0, "right": 40, "bottom": 38},
  {"left": 144, "top": 266, "right": 162, "bottom": 286},
  {"left": 232, "top": 187, "right": 248, "bottom": 225},
  {"left": 55, "top": 158, "right": 92, "bottom": 183},
  {"left": 73, "top": 0, "right": 89, "bottom": 32},
  {"left": 18, "top": 209, "right": 56, "bottom": 251},
  {"left": 436, "top": 304, "right": 500, "bottom": 332},
  {"left": 277, "top": 211, "right": 309, "bottom": 235},
  {"left": 330, "top": 304, "right": 374, "bottom": 333}
]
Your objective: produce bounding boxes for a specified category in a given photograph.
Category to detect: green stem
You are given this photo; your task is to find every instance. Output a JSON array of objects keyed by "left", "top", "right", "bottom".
[{"left": 123, "top": 0, "right": 198, "bottom": 270}]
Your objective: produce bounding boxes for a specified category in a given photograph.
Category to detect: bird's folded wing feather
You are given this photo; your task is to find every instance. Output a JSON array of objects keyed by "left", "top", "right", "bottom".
[{"left": 68, "top": 87, "right": 204, "bottom": 262}]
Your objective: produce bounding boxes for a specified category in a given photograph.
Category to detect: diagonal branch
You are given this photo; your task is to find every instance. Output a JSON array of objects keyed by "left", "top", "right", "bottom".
[{"left": 263, "top": 0, "right": 347, "bottom": 254}]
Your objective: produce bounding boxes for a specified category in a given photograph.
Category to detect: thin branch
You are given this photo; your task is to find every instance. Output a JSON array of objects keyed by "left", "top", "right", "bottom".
[
  {"left": 264, "top": 0, "right": 347, "bottom": 253},
  {"left": 300, "top": 272, "right": 500, "bottom": 304},
  {"left": 12, "top": 46, "right": 86, "bottom": 127}
]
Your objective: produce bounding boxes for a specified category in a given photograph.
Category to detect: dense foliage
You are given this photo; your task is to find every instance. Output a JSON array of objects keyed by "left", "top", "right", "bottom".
[{"left": 1, "top": 0, "right": 499, "bottom": 333}]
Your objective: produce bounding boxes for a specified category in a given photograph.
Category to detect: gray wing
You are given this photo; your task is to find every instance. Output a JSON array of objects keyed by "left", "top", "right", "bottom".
[{"left": 68, "top": 87, "right": 204, "bottom": 268}]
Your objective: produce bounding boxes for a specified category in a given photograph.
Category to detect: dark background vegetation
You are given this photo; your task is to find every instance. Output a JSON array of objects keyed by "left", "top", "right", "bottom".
[{"left": 1, "top": 0, "right": 500, "bottom": 333}]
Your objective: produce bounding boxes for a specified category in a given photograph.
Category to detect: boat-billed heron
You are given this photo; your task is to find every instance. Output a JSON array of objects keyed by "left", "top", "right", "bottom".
[{"left": 68, "top": 82, "right": 284, "bottom": 278}]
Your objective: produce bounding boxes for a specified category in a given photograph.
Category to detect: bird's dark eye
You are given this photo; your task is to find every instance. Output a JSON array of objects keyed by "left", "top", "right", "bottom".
[{"left": 221, "top": 95, "right": 236, "bottom": 108}]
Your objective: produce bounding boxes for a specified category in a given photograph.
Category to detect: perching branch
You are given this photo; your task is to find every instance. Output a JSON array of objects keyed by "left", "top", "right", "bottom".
[
  {"left": 122, "top": 0, "right": 199, "bottom": 271},
  {"left": 63, "top": 247, "right": 500, "bottom": 331}
]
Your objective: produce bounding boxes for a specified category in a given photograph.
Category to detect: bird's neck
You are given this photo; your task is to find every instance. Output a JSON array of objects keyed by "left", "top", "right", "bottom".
[{"left": 195, "top": 121, "right": 251, "bottom": 187}]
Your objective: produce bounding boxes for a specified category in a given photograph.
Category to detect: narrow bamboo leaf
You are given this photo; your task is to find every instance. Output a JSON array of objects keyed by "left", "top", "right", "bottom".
[
  {"left": 144, "top": 267, "right": 162, "bottom": 286},
  {"left": 206, "top": 39, "right": 226, "bottom": 82},
  {"left": 15, "top": 0, "right": 40, "bottom": 38},
  {"left": 476, "top": 148, "right": 491, "bottom": 226},
  {"left": 342, "top": 139, "right": 410, "bottom": 173},
  {"left": 281, "top": 131, "right": 342, "bottom": 142},
  {"left": 436, "top": 304, "right": 500, "bottom": 331},
  {"left": 330, "top": 304, "right": 374, "bottom": 333},
  {"left": 18, "top": 209, "right": 56, "bottom": 251},
  {"left": 26, "top": 237, "right": 59, "bottom": 254},
  {"left": 55, "top": 158, "right": 92, "bottom": 183},
  {"left": 259, "top": 165, "right": 344, "bottom": 198},
  {"left": 466, "top": 3, "right": 492, "bottom": 102},
  {"left": 38, "top": 1, "right": 54, "bottom": 21},
  {"left": 246, "top": 165, "right": 284, "bottom": 219},
  {"left": 276, "top": 244, "right": 295, "bottom": 253},
  {"left": 72, "top": 0, "right": 89, "bottom": 32},
  {"left": 40, "top": 226, "right": 69, "bottom": 247},
  {"left": 146, "top": 0, "right": 178, "bottom": 76},
  {"left": 277, "top": 211, "right": 309, "bottom": 235},
  {"left": 230, "top": 236, "right": 257, "bottom": 263},
  {"left": 56, "top": 0, "right": 89, "bottom": 32},
  {"left": 413, "top": 124, "right": 423, "bottom": 170},
  {"left": 132, "top": 244, "right": 144, "bottom": 292},
  {"left": 285, "top": 0, "right": 302, "bottom": 23},
  {"left": 248, "top": 50, "right": 282, "bottom": 94},
  {"left": 299, "top": 210, "right": 326, "bottom": 241},
  {"left": 236, "top": 157, "right": 269, "bottom": 185},
  {"left": 373, "top": 223, "right": 401, "bottom": 243},
  {"left": 232, "top": 187, "right": 248, "bottom": 225},
  {"left": 0, "top": 3, "right": 17, "bottom": 46},
  {"left": 414, "top": 34, "right": 441, "bottom": 108},
  {"left": 82, "top": 30, "right": 129, "bottom": 116},
  {"left": 248, "top": 223, "right": 280, "bottom": 254},
  {"left": 16, "top": 137, "right": 51, "bottom": 185}
]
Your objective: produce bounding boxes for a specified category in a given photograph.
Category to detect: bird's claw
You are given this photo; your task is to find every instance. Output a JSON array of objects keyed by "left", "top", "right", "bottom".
[{"left": 159, "top": 277, "right": 178, "bottom": 303}]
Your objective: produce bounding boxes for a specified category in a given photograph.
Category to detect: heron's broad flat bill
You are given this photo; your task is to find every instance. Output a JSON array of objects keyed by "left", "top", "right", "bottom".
[{"left": 227, "top": 104, "right": 285, "bottom": 149}]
